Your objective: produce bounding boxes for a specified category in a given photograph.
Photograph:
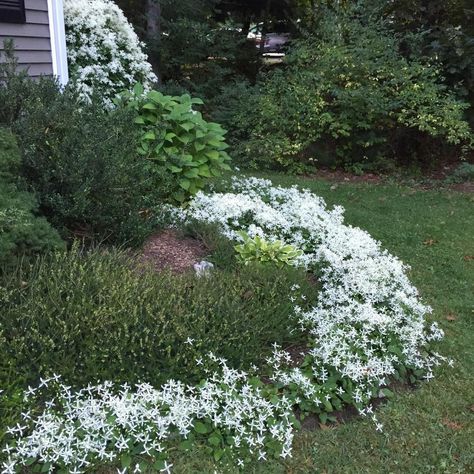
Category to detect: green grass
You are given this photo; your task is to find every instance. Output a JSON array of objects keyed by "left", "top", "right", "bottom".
[{"left": 174, "top": 173, "right": 474, "bottom": 473}]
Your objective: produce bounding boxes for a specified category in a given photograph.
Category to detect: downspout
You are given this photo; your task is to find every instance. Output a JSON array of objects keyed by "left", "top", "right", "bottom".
[{"left": 47, "top": 0, "right": 69, "bottom": 86}]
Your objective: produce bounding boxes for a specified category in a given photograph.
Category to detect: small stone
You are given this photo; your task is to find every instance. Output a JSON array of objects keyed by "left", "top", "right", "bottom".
[{"left": 194, "top": 260, "right": 214, "bottom": 277}]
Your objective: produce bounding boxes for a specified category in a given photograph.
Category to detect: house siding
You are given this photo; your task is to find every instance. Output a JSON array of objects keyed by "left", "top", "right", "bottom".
[{"left": 0, "top": 0, "right": 53, "bottom": 77}]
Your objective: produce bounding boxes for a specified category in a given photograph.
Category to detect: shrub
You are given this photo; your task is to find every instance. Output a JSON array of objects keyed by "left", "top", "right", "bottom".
[
  {"left": 0, "top": 247, "right": 314, "bottom": 388},
  {"left": 0, "top": 129, "right": 64, "bottom": 269},
  {"left": 121, "top": 86, "right": 232, "bottom": 202},
  {"left": 11, "top": 82, "right": 164, "bottom": 244},
  {"left": 445, "top": 162, "right": 474, "bottom": 183},
  {"left": 234, "top": 8, "right": 473, "bottom": 170},
  {"left": 63, "top": 0, "right": 156, "bottom": 106},
  {"left": 0, "top": 41, "right": 60, "bottom": 128}
]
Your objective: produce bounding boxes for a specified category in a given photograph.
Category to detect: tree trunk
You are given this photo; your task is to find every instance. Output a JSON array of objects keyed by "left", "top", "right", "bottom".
[
  {"left": 146, "top": 0, "right": 161, "bottom": 37},
  {"left": 146, "top": 0, "right": 161, "bottom": 82},
  {"left": 259, "top": 0, "right": 272, "bottom": 55}
]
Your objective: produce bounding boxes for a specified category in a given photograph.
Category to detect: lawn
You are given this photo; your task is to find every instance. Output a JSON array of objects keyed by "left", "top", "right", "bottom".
[{"left": 173, "top": 173, "right": 474, "bottom": 473}]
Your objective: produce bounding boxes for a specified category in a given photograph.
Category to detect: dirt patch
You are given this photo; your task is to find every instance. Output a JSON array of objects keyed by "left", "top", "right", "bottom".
[
  {"left": 304, "top": 168, "right": 383, "bottom": 184},
  {"left": 141, "top": 229, "right": 209, "bottom": 273},
  {"left": 302, "top": 163, "right": 473, "bottom": 193}
]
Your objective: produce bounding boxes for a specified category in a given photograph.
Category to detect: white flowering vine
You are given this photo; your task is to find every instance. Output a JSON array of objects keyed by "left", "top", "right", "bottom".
[{"left": 63, "top": 0, "right": 156, "bottom": 106}]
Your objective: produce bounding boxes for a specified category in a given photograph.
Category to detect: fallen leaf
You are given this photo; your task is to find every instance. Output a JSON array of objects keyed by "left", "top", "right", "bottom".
[
  {"left": 442, "top": 418, "right": 463, "bottom": 430},
  {"left": 446, "top": 314, "right": 457, "bottom": 321}
]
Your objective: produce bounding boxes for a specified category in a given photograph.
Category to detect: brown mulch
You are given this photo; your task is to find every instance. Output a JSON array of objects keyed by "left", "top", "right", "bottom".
[
  {"left": 302, "top": 162, "right": 474, "bottom": 193},
  {"left": 141, "top": 229, "right": 209, "bottom": 273}
]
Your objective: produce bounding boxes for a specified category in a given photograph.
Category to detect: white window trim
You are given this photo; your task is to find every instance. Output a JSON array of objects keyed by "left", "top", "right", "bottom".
[{"left": 47, "top": 0, "right": 69, "bottom": 85}]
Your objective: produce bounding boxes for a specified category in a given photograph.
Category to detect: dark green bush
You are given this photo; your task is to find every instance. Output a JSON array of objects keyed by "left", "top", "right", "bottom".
[
  {"left": 445, "top": 162, "right": 474, "bottom": 183},
  {"left": 233, "top": 8, "right": 473, "bottom": 171},
  {"left": 0, "top": 129, "right": 64, "bottom": 269},
  {"left": 0, "top": 247, "right": 314, "bottom": 388},
  {"left": 11, "top": 84, "right": 166, "bottom": 244},
  {"left": 1, "top": 45, "right": 172, "bottom": 245}
]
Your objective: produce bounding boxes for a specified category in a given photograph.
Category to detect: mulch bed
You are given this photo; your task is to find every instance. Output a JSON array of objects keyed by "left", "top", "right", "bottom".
[{"left": 141, "top": 229, "right": 209, "bottom": 273}]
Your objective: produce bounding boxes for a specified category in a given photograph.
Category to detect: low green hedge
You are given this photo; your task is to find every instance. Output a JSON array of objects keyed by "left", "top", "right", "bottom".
[{"left": 0, "top": 247, "right": 314, "bottom": 388}]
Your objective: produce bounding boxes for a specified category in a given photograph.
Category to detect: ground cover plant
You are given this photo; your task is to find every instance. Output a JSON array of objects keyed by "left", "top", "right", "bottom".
[
  {"left": 0, "top": 247, "right": 312, "bottom": 389},
  {"left": 1, "top": 175, "right": 456, "bottom": 473}
]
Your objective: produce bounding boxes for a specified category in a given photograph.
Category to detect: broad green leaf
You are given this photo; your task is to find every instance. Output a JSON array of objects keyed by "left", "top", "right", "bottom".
[
  {"left": 133, "top": 83, "right": 144, "bottom": 96},
  {"left": 205, "top": 150, "right": 219, "bottom": 160},
  {"left": 180, "top": 122, "right": 194, "bottom": 132},
  {"left": 179, "top": 439, "right": 193, "bottom": 451},
  {"left": 208, "top": 434, "right": 221, "bottom": 447},
  {"left": 194, "top": 421, "right": 210, "bottom": 434},
  {"left": 121, "top": 454, "right": 132, "bottom": 469},
  {"left": 179, "top": 178, "right": 191, "bottom": 190},
  {"left": 143, "top": 131, "right": 156, "bottom": 141},
  {"left": 198, "top": 165, "right": 212, "bottom": 177},
  {"left": 142, "top": 102, "right": 158, "bottom": 110},
  {"left": 184, "top": 168, "right": 199, "bottom": 178},
  {"left": 213, "top": 448, "right": 224, "bottom": 462}
]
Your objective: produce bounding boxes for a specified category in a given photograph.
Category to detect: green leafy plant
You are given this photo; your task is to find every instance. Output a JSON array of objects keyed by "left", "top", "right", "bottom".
[
  {"left": 445, "top": 162, "right": 474, "bottom": 183},
  {"left": 7, "top": 78, "right": 163, "bottom": 244},
  {"left": 234, "top": 231, "right": 303, "bottom": 267},
  {"left": 121, "top": 85, "right": 232, "bottom": 202},
  {"left": 0, "top": 128, "right": 64, "bottom": 269}
]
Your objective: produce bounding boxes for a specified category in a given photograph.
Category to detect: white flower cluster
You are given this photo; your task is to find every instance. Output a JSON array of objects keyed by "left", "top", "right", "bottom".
[
  {"left": 2, "top": 176, "right": 446, "bottom": 472},
  {"left": 2, "top": 359, "right": 293, "bottom": 473},
  {"left": 180, "top": 177, "right": 447, "bottom": 397},
  {"left": 64, "top": 0, "right": 156, "bottom": 106}
]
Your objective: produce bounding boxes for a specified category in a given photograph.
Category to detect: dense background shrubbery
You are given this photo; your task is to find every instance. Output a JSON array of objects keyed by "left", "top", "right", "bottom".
[
  {"left": 227, "top": 9, "right": 472, "bottom": 171},
  {"left": 0, "top": 247, "right": 313, "bottom": 388}
]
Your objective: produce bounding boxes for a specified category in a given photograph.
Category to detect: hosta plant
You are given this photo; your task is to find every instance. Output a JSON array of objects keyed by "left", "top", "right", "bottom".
[
  {"left": 121, "top": 85, "right": 232, "bottom": 202},
  {"left": 235, "top": 231, "right": 303, "bottom": 267}
]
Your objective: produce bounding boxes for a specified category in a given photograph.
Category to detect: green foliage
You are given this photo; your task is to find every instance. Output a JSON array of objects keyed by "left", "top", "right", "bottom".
[
  {"left": 121, "top": 85, "right": 232, "bottom": 202},
  {"left": 445, "top": 162, "right": 474, "bottom": 184},
  {"left": 385, "top": 0, "right": 474, "bottom": 119},
  {"left": 0, "top": 41, "right": 59, "bottom": 127},
  {"left": 0, "top": 129, "right": 64, "bottom": 269},
  {"left": 6, "top": 80, "right": 163, "bottom": 244},
  {"left": 235, "top": 231, "right": 303, "bottom": 267},
  {"left": 233, "top": 9, "right": 473, "bottom": 170},
  {"left": 182, "top": 221, "right": 237, "bottom": 269},
  {"left": 0, "top": 246, "right": 314, "bottom": 388}
]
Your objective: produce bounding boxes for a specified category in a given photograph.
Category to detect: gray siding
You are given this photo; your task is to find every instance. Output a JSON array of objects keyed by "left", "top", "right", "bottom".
[{"left": 0, "top": 0, "right": 53, "bottom": 77}]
